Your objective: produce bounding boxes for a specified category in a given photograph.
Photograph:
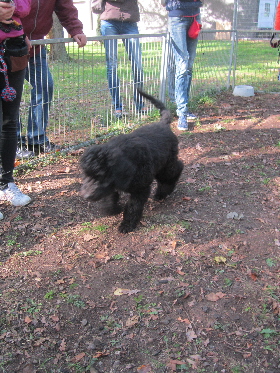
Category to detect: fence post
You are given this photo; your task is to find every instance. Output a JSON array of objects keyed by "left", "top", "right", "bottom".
[{"left": 159, "top": 33, "right": 169, "bottom": 103}]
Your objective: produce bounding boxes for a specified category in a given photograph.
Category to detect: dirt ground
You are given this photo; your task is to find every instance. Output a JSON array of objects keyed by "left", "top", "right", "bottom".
[{"left": 0, "top": 91, "right": 279, "bottom": 373}]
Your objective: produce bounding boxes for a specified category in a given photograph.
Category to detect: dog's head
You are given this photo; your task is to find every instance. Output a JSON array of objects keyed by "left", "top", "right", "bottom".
[
  {"left": 80, "top": 145, "right": 108, "bottom": 180},
  {"left": 80, "top": 144, "right": 113, "bottom": 200}
]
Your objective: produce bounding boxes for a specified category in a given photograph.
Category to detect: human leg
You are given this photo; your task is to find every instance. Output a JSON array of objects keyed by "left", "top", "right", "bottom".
[
  {"left": 25, "top": 47, "right": 54, "bottom": 146},
  {"left": 185, "top": 17, "right": 200, "bottom": 99},
  {"left": 101, "top": 20, "right": 122, "bottom": 112},
  {"left": 0, "top": 68, "right": 31, "bottom": 206},
  {"left": 169, "top": 16, "right": 199, "bottom": 129}
]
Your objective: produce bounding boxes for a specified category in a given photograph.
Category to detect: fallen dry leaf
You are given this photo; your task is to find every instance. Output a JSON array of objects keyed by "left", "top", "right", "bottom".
[
  {"left": 24, "top": 316, "right": 32, "bottom": 324},
  {"left": 205, "top": 292, "right": 226, "bottom": 301},
  {"left": 137, "top": 364, "right": 153, "bottom": 372},
  {"left": 186, "top": 328, "right": 197, "bottom": 342},
  {"left": 214, "top": 256, "right": 227, "bottom": 264},
  {"left": 126, "top": 315, "right": 139, "bottom": 328},
  {"left": 249, "top": 272, "right": 258, "bottom": 281},
  {"left": 84, "top": 233, "right": 98, "bottom": 241},
  {"left": 72, "top": 352, "right": 86, "bottom": 362},
  {"left": 178, "top": 317, "right": 191, "bottom": 325},
  {"left": 93, "top": 351, "right": 109, "bottom": 358},
  {"left": 22, "top": 363, "right": 36, "bottom": 373},
  {"left": 114, "top": 288, "right": 141, "bottom": 296},
  {"left": 59, "top": 339, "right": 66, "bottom": 352},
  {"left": 50, "top": 315, "right": 59, "bottom": 322},
  {"left": 166, "top": 359, "right": 187, "bottom": 371}
]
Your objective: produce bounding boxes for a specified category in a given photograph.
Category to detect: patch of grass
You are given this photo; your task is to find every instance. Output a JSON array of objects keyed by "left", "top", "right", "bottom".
[
  {"left": 44, "top": 290, "right": 56, "bottom": 300},
  {"left": 111, "top": 254, "right": 124, "bottom": 260},
  {"left": 81, "top": 221, "right": 94, "bottom": 230},
  {"left": 198, "top": 185, "right": 212, "bottom": 193},
  {"left": 262, "top": 177, "right": 271, "bottom": 185},
  {"left": 260, "top": 328, "right": 278, "bottom": 339},
  {"left": 16, "top": 250, "right": 42, "bottom": 257},
  {"left": 231, "top": 366, "right": 244, "bottom": 373},
  {"left": 179, "top": 220, "right": 192, "bottom": 230},
  {"left": 14, "top": 215, "right": 23, "bottom": 221},
  {"left": 264, "top": 285, "right": 279, "bottom": 301},
  {"left": 224, "top": 278, "right": 233, "bottom": 287},
  {"left": 94, "top": 224, "right": 109, "bottom": 232},
  {"left": 191, "top": 91, "right": 217, "bottom": 109},
  {"left": 65, "top": 294, "right": 86, "bottom": 308},
  {"left": 21, "top": 299, "right": 42, "bottom": 315},
  {"left": 266, "top": 258, "right": 277, "bottom": 267}
]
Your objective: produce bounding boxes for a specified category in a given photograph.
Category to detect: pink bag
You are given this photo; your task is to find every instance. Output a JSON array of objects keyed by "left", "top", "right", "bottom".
[{"left": 188, "top": 17, "right": 202, "bottom": 39}]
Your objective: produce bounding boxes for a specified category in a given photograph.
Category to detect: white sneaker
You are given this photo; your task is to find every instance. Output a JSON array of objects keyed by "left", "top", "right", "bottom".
[
  {"left": 0, "top": 183, "right": 31, "bottom": 206},
  {"left": 0, "top": 211, "right": 3, "bottom": 220}
]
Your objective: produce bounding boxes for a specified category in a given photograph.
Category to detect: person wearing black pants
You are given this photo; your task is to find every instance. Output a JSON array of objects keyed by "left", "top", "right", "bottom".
[{"left": 0, "top": 0, "right": 32, "bottom": 219}]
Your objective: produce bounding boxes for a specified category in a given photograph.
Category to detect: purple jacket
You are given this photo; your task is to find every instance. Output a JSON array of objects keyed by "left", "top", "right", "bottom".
[{"left": 0, "top": 0, "right": 31, "bottom": 43}]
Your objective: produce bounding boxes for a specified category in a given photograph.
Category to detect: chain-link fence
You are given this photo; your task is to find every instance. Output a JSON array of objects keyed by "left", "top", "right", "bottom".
[{"left": 18, "top": 29, "right": 279, "bottom": 159}]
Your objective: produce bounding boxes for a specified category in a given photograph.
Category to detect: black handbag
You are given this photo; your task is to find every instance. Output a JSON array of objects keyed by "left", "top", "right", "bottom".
[{"left": 4, "top": 36, "right": 29, "bottom": 72}]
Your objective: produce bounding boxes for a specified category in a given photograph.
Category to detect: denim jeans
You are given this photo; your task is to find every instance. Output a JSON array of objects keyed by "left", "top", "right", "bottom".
[
  {"left": 100, "top": 20, "right": 144, "bottom": 112},
  {"left": 0, "top": 68, "right": 25, "bottom": 184},
  {"left": 168, "top": 16, "right": 200, "bottom": 117},
  {"left": 18, "top": 47, "right": 54, "bottom": 145}
]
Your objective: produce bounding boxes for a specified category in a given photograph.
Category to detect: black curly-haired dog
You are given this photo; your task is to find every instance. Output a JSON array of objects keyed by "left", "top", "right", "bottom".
[{"left": 80, "top": 89, "right": 184, "bottom": 233}]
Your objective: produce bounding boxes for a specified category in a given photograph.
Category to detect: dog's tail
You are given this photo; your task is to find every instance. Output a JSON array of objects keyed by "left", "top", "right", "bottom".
[{"left": 137, "top": 88, "right": 171, "bottom": 124}]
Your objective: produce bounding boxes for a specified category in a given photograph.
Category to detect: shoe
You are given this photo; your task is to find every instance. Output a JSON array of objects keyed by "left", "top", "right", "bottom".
[
  {"left": 177, "top": 116, "right": 188, "bottom": 131},
  {"left": 0, "top": 211, "right": 3, "bottom": 220},
  {"left": 187, "top": 112, "right": 197, "bottom": 120},
  {"left": 138, "top": 107, "right": 149, "bottom": 114},
  {"left": 28, "top": 142, "right": 59, "bottom": 155},
  {"left": 0, "top": 182, "right": 31, "bottom": 206},
  {"left": 43, "top": 142, "right": 59, "bottom": 153},
  {"left": 114, "top": 109, "right": 129, "bottom": 119},
  {"left": 16, "top": 146, "right": 34, "bottom": 159}
]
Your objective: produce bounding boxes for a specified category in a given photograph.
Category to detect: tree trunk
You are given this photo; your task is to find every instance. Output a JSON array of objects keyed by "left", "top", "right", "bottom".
[{"left": 48, "top": 12, "right": 70, "bottom": 62}]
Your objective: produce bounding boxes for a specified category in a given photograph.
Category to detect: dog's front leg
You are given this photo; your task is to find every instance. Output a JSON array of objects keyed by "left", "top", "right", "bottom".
[
  {"left": 102, "top": 191, "right": 123, "bottom": 216},
  {"left": 118, "top": 188, "right": 150, "bottom": 233}
]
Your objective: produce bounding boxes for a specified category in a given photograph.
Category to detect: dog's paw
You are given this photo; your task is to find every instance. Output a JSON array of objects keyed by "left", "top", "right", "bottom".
[
  {"left": 154, "top": 193, "right": 166, "bottom": 201},
  {"left": 118, "top": 222, "right": 135, "bottom": 234}
]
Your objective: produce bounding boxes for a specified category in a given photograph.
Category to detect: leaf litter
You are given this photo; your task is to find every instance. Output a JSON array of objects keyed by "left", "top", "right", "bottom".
[{"left": 0, "top": 92, "right": 279, "bottom": 372}]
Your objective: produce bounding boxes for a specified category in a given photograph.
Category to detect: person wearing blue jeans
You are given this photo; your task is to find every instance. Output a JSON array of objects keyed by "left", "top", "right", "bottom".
[
  {"left": 163, "top": 0, "right": 203, "bottom": 130},
  {"left": 17, "top": 0, "right": 87, "bottom": 158},
  {"left": 98, "top": 0, "right": 146, "bottom": 118},
  {"left": 18, "top": 47, "right": 53, "bottom": 152}
]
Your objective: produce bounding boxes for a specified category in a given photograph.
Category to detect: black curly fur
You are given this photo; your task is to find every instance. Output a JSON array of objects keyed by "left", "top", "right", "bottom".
[{"left": 80, "top": 89, "right": 184, "bottom": 233}]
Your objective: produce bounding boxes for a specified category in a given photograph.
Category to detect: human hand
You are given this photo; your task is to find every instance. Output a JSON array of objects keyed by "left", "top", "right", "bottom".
[
  {"left": 0, "top": 1, "right": 15, "bottom": 23},
  {"left": 25, "top": 35, "right": 32, "bottom": 52},
  {"left": 73, "top": 33, "right": 87, "bottom": 48}
]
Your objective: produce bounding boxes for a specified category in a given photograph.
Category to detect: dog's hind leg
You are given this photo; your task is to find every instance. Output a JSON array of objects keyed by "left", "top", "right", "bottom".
[
  {"left": 102, "top": 191, "right": 123, "bottom": 216},
  {"left": 154, "top": 160, "right": 184, "bottom": 201},
  {"left": 118, "top": 187, "right": 151, "bottom": 233}
]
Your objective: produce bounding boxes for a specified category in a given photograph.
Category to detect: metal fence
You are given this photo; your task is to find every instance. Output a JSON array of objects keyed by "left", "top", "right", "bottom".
[{"left": 18, "top": 29, "right": 280, "bottom": 159}]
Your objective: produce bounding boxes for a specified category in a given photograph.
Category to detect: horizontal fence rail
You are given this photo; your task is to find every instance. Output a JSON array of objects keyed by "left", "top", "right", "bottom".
[{"left": 17, "top": 30, "right": 280, "bottom": 161}]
